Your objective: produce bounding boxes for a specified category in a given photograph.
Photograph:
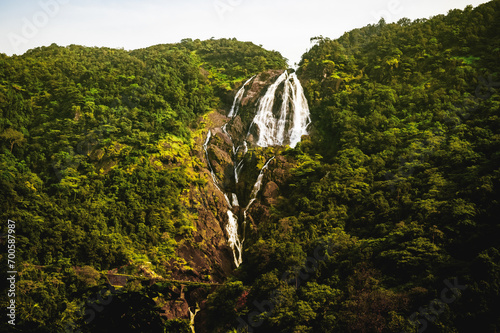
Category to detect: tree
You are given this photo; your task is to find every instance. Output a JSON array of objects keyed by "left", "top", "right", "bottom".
[
  {"left": 81, "top": 289, "right": 165, "bottom": 333},
  {"left": 1, "top": 128, "right": 25, "bottom": 152}
]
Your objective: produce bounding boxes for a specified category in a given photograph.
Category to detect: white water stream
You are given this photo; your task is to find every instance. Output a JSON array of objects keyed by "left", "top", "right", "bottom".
[
  {"left": 203, "top": 71, "right": 310, "bottom": 267},
  {"left": 226, "top": 210, "right": 243, "bottom": 266},
  {"left": 228, "top": 75, "right": 255, "bottom": 118},
  {"left": 251, "top": 72, "right": 311, "bottom": 148}
]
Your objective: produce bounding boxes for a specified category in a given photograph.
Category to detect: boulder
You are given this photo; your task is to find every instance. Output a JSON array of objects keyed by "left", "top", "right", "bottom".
[{"left": 263, "top": 181, "right": 279, "bottom": 205}]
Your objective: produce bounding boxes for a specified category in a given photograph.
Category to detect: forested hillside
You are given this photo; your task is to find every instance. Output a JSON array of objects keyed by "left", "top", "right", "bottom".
[
  {"left": 206, "top": 1, "right": 500, "bottom": 333},
  {"left": 0, "top": 38, "right": 287, "bottom": 332},
  {"left": 1, "top": 1, "right": 500, "bottom": 333}
]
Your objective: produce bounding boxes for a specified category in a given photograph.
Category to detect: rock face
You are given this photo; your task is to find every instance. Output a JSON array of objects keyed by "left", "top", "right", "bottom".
[
  {"left": 241, "top": 70, "right": 284, "bottom": 109},
  {"left": 162, "top": 298, "right": 190, "bottom": 320},
  {"left": 160, "top": 284, "right": 214, "bottom": 331},
  {"left": 199, "top": 69, "right": 309, "bottom": 266},
  {"left": 263, "top": 181, "right": 279, "bottom": 205},
  {"left": 158, "top": 111, "right": 240, "bottom": 285},
  {"left": 173, "top": 111, "right": 238, "bottom": 283}
]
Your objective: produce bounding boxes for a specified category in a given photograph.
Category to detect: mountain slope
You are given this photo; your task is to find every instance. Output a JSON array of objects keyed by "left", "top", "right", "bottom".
[
  {"left": 0, "top": 39, "right": 287, "bottom": 332},
  {"left": 205, "top": 2, "right": 500, "bottom": 332},
  {"left": 1, "top": 1, "right": 500, "bottom": 332}
]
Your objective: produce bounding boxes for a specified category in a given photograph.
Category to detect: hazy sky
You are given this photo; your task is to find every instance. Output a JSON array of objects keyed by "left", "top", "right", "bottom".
[{"left": 0, "top": 0, "right": 491, "bottom": 66}]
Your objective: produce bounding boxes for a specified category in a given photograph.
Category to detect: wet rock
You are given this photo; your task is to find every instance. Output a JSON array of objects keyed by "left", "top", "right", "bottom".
[
  {"left": 241, "top": 70, "right": 284, "bottom": 108},
  {"left": 207, "top": 145, "right": 233, "bottom": 189}
]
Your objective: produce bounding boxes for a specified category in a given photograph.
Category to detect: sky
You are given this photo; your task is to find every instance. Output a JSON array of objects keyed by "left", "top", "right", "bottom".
[{"left": 0, "top": 0, "right": 491, "bottom": 66}]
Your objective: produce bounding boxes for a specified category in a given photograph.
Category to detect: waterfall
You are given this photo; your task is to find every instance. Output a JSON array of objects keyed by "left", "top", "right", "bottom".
[
  {"left": 203, "top": 128, "right": 243, "bottom": 267},
  {"left": 203, "top": 70, "right": 310, "bottom": 268},
  {"left": 228, "top": 75, "right": 255, "bottom": 118},
  {"left": 232, "top": 193, "right": 239, "bottom": 207},
  {"left": 189, "top": 304, "right": 200, "bottom": 333},
  {"left": 249, "top": 157, "right": 274, "bottom": 203},
  {"left": 203, "top": 130, "right": 219, "bottom": 187},
  {"left": 226, "top": 155, "right": 273, "bottom": 268},
  {"left": 242, "top": 141, "right": 248, "bottom": 155},
  {"left": 226, "top": 211, "right": 243, "bottom": 267},
  {"left": 222, "top": 124, "right": 236, "bottom": 155},
  {"left": 288, "top": 73, "right": 311, "bottom": 148},
  {"left": 245, "top": 157, "right": 275, "bottom": 212},
  {"left": 276, "top": 75, "right": 291, "bottom": 145},
  {"left": 234, "top": 160, "right": 244, "bottom": 183},
  {"left": 224, "top": 193, "right": 232, "bottom": 208},
  {"left": 252, "top": 72, "right": 288, "bottom": 147},
  {"left": 251, "top": 72, "right": 311, "bottom": 148}
]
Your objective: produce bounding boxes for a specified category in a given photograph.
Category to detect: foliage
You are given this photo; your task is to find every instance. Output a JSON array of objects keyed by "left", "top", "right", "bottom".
[
  {"left": 2, "top": 1, "right": 500, "bottom": 331},
  {"left": 207, "top": 1, "right": 500, "bottom": 332},
  {"left": 0, "top": 38, "right": 286, "bottom": 331}
]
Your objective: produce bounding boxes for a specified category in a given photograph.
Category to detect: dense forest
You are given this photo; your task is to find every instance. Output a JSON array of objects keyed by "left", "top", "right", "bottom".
[
  {"left": 0, "top": 38, "right": 287, "bottom": 332},
  {"left": 207, "top": 1, "right": 500, "bottom": 332},
  {"left": 1, "top": 0, "right": 500, "bottom": 332}
]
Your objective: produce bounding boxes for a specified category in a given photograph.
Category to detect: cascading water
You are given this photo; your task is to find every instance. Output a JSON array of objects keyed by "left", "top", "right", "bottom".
[
  {"left": 245, "top": 157, "right": 275, "bottom": 212},
  {"left": 228, "top": 75, "right": 255, "bottom": 118},
  {"left": 234, "top": 160, "right": 244, "bottom": 183},
  {"left": 204, "top": 70, "right": 310, "bottom": 267},
  {"left": 203, "top": 130, "right": 219, "bottom": 187},
  {"left": 203, "top": 130, "right": 241, "bottom": 266},
  {"left": 288, "top": 73, "right": 311, "bottom": 147},
  {"left": 226, "top": 211, "right": 242, "bottom": 266},
  {"left": 251, "top": 72, "right": 288, "bottom": 147},
  {"left": 231, "top": 193, "right": 239, "bottom": 207},
  {"left": 251, "top": 72, "right": 311, "bottom": 148}
]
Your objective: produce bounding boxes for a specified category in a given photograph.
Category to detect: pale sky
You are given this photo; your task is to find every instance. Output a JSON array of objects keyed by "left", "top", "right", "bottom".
[{"left": 0, "top": 0, "right": 491, "bottom": 66}]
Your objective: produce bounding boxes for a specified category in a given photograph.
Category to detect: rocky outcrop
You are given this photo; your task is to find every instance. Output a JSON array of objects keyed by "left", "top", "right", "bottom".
[
  {"left": 159, "top": 111, "right": 238, "bottom": 285},
  {"left": 162, "top": 298, "right": 190, "bottom": 320},
  {"left": 263, "top": 181, "right": 279, "bottom": 205},
  {"left": 160, "top": 285, "right": 213, "bottom": 327},
  {"left": 206, "top": 144, "right": 233, "bottom": 189},
  {"left": 240, "top": 70, "right": 284, "bottom": 109}
]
